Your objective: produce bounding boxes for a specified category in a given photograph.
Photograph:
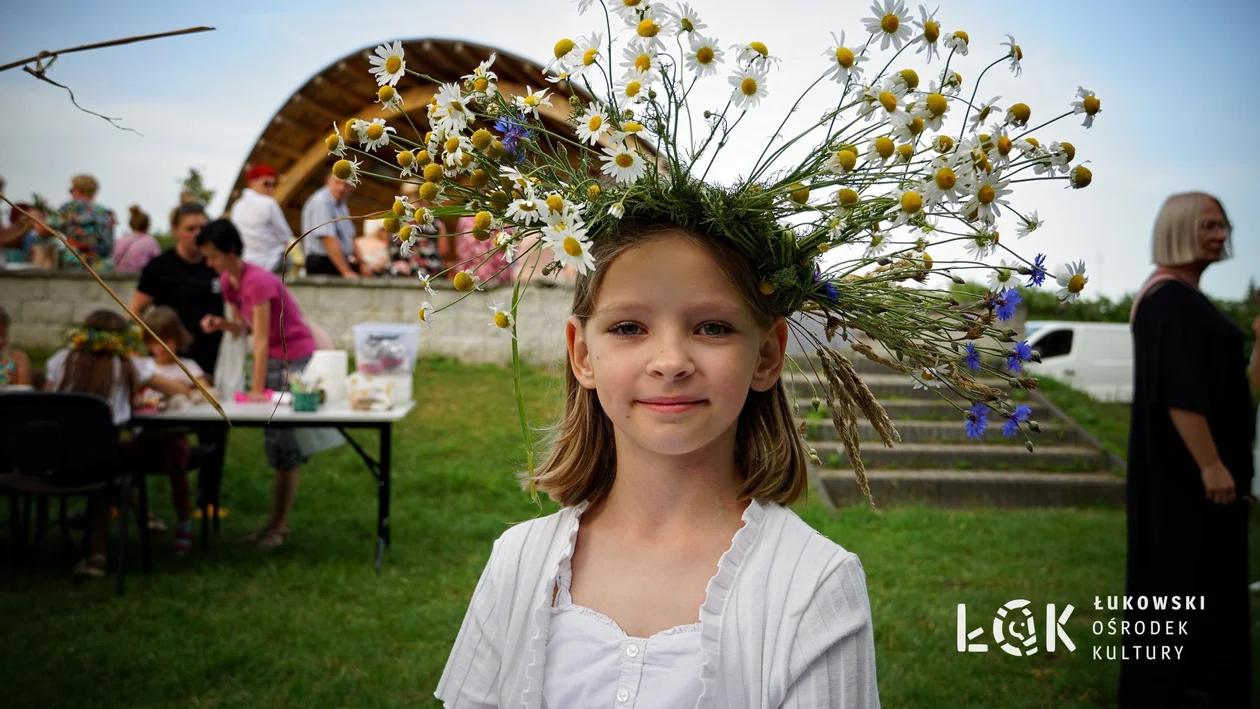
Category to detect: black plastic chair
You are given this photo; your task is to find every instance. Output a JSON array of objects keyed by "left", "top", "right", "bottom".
[{"left": 0, "top": 392, "right": 136, "bottom": 595}]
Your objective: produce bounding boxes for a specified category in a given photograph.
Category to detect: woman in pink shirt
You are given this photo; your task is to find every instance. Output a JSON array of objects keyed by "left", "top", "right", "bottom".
[
  {"left": 196, "top": 219, "right": 316, "bottom": 549},
  {"left": 112, "top": 205, "right": 161, "bottom": 272}
]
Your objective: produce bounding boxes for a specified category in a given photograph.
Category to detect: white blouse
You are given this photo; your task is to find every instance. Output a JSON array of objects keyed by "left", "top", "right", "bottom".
[
  {"left": 544, "top": 535, "right": 705, "bottom": 708},
  {"left": 436, "top": 498, "right": 881, "bottom": 709}
]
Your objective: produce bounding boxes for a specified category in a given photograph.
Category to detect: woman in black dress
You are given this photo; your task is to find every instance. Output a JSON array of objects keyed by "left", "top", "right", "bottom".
[{"left": 1121, "top": 192, "right": 1253, "bottom": 708}]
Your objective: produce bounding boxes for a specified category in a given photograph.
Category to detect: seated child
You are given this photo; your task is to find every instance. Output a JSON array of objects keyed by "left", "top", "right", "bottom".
[
  {"left": 134, "top": 305, "right": 211, "bottom": 409},
  {"left": 44, "top": 309, "right": 197, "bottom": 574},
  {"left": 0, "top": 304, "right": 31, "bottom": 387}
]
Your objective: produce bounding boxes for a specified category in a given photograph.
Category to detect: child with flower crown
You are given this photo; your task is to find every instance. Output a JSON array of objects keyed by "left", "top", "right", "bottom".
[
  {"left": 436, "top": 223, "right": 880, "bottom": 708},
  {"left": 43, "top": 310, "right": 195, "bottom": 576}
]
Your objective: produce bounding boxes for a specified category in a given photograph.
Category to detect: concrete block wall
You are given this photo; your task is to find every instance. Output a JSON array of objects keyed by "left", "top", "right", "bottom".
[{"left": 0, "top": 271, "right": 574, "bottom": 366}]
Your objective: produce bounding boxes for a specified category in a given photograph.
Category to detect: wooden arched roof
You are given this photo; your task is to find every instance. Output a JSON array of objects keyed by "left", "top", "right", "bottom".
[{"left": 225, "top": 38, "right": 594, "bottom": 235}]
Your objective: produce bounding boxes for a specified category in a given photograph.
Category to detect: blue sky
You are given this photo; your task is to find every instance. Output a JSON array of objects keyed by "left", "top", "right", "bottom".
[{"left": 2, "top": 0, "right": 1256, "bottom": 300}]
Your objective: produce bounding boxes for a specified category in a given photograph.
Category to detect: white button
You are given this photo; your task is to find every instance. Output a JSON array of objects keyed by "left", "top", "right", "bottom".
[
  {"left": 626, "top": 644, "right": 639, "bottom": 658},
  {"left": 617, "top": 688, "right": 630, "bottom": 702}
]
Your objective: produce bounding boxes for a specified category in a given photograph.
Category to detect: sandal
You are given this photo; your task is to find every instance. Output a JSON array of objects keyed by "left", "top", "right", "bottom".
[
  {"left": 72, "top": 555, "right": 107, "bottom": 578},
  {"left": 257, "top": 528, "right": 289, "bottom": 550}
]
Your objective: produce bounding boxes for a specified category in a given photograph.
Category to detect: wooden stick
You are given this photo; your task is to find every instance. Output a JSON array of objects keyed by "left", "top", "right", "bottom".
[
  {"left": 0, "top": 196, "right": 229, "bottom": 424},
  {"left": 0, "top": 26, "right": 215, "bottom": 74}
]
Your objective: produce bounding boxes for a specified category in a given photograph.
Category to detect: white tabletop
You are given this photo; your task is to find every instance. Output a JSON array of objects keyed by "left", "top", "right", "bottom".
[{"left": 133, "top": 400, "right": 415, "bottom": 424}]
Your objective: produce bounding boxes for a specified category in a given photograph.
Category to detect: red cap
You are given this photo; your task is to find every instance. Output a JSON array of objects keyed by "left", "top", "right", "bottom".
[{"left": 246, "top": 164, "right": 277, "bottom": 182}]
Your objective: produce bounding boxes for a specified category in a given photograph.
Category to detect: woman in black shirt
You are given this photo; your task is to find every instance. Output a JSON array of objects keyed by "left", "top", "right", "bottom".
[{"left": 1121, "top": 192, "right": 1252, "bottom": 708}]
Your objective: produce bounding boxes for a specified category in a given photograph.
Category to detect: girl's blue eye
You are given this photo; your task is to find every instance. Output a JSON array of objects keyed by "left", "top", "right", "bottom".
[
  {"left": 699, "top": 322, "right": 732, "bottom": 337},
  {"left": 610, "top": 322, "right": 643, "bottom": 337}
]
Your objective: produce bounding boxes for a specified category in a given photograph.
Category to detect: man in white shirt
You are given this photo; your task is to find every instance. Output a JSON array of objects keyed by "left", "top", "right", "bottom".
[{"left": 230, "top": 163, "right": 293, "bottom": 274}]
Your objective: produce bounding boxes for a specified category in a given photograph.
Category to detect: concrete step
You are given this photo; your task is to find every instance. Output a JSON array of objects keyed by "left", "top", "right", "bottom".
[
  {"left": 799, "top": 398, "right": 1063, "bottom": 423},
  {"left": 804, "top": 418, "right": 1084, "bottom": 446},
  {"left": 812, "top": 441, "right": 1109, "bottom": 472},
  {"left": 817, "top": 469, "right": 1125, "bottom": 509}
]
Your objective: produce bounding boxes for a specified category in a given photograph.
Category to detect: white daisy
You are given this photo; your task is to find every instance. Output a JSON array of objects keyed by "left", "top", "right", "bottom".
[
  {"left": 500, "top": 166, "right": 533, "bottom": 194},
  {"left": 1071, "top": 86, "right": 1101, "bottom": 128},
  {"left": 729, "top": 42, "right": 779, "bottom": 67},
  {"left": 488, "top": 302, "right": 516, "bottom": 338},
  {"left": 325, "top": 123, "right": 347, "bottom": 157},
  {"left": 1016, "top": 211, "right": 1042, "bottom": 238},
  {"left": 430, "top": 83, "right": 471, "bottom": 134},
  {"left": 600, "top": 143, "right": 648, "bottom": 184},
  {"left": 1034, "top": 142, "right": 1073, "bottom": 176},
  {"left": 376, "top": 85, "right": 404, "bottom": 112},
  {"left": 1001, "top": 34, "right": 1023, "bottom": 77},
  {"left": 984, "top": 125, "right": 1016, "bottom": 168},
  {"left": 575, "top": 0, "right": 596, "bottom": 14},
  {"left": 864, "top": 231, "right": 889, "bottom": 258},
  {"left": 513, "top": 87, "right": 553, "bottom": 120},
  {"left": 505, "top": 196, "right": 544, "bottom": 225},
  {"left": 914, "top": 5, "right": 942, "bottom": 62},
  {"left": 685, "top": 34, "right": 724, "bottom": 78},
  {"left": 942, "top": 29, "right": 970, "bottom": 56},
  {"left": 940, "top": 69, "right": 963, "bottom": 95},
  {"left": 1055, "top": 261, "right": 1088, "bottom": 303},
  {"left": 615, "top": 77, "right": 649, "bottom": 104},
  {"left": 575, "top": 103, "right": 611, "bottom": 145},
  {"left": 620, "top": 43, "right": 662, "bottom": 85},
  {"left": 967, "top": 96, "right": 1002, "bottom": 131},
  {"left": 547, "top": 37, "right": 583, "bottom": 76},
  {"left": 861, "top": 81, "right": 910, "bottom": 127},
  {"left": 416, "top": 301, "right": 435, "bottom": 328},
  {"left": 543, "top": 223, "right": 597, "bottom": 275},
  {"left": 863, "top": 0, "right": 913, "bottom": 51},
  {"left": 986, "top": 259, "right": 1018, "bottom": 292},
  {"left": 671, "top": 3, "right": 707, "bottom": 33},
  {"left": 610, "top": 0, "right": 646, "bottom": 22},
  {"left": 332, "top": 157, "right": 362, "bottom": 187},
  {"left": 912, "top": 84, "right": 950, "bottom": 131},
  {"left": 608, "top": 119, "right": 645, "bottom": 145},
  {"left": 358, "top": 118, "right": 395, "bottom": 151},
  {"left": 495, "top": 230, "right": 517, "bottom": 262},
  {"left": 961, "top": 171, "right": 1012, "bottom": 223},
  {"left": 921, "top": 158, "right": 962, "bottom": 205},
  {"left": 964, "top": 230, "right": 998, "bottom": 260},
  {"left": 569, "top": 33, "right": 605, "bottom": 81},
  {"left": 462, "top": 53, "right": 499, "bottom": 97},
  {"left": 912, "top": 367, "right": 943, "bottom": 390},
  {"left": 824, "top": 31, "right": 867, "bottom": 85},
  {"left": 729, "top": 66, "right": 769, "bottom": 110},
  {"left": 890, "top": 188, "right": 924, "bottom": 227},
  {"left": 609, "top": 202, "right": 626, "bottom": 219},
  {"left": 369, "top": 40, "right": 406, "bottom": 87},
  {"left": 417, "top": 276, "right": 436, "bottom": 298}
]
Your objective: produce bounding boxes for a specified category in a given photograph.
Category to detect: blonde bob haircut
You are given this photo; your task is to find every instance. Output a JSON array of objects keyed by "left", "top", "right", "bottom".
[
  {"left": 1151, "top": 192, "right": 1232, "bottom": 266},
  {"left": 529, "top": 223, "right": 810, "bottom": 508}
]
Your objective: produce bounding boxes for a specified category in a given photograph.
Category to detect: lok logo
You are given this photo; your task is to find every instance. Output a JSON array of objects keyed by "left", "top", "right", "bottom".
[{"left": 957, "top": 599, "right": 1076, "bottom": 656}]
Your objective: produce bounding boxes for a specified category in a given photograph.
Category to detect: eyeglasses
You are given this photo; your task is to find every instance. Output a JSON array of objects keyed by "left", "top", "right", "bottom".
[{"left": 1199, "top": 219, "right": 1232, "bottom": 234}]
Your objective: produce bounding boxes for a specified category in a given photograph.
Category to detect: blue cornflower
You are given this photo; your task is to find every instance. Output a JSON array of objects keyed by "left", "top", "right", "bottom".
[
  {"left": 1001, "top": 404, "right": 1033, "bottom": 437},
  {"left": 962, "top": 341, "right": 981, "bottom": 370},
  {"left": 812, "top": 267, "right": 840, "bottom": 301},
  {"left": 995, "top": 287, "right": 1022, "bottom": 321},
  {"left": 964, "top": 402, "right": 989, "bottom": 439},
  {"left": 1007, "top": 340, "right": 1033, "bottom": 372},
  {"left": 1027, "top": 253, "right": 1048, "bottom": 287},
  {"left": 493, "top": 113, "right": 535, "bottom": 161}
]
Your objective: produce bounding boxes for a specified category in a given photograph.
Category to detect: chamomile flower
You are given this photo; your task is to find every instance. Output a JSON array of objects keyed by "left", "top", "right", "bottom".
[
  {"left": 462, "top": 53, "right": 499, "bottom": 97},
  {"left": 940, "top": 69, "right": 963, "bottom": 95},
  {"left": 610, "top": 120, "right": 646, "bottom": 144},
  {"left": 376, "top": 84, "right": 404, "bottom": 112},
  {"left": 729, "top": 41, "right": 779, "bottom": 67},
  {"left": 729, "top": 66, "right": 769, "bottom": 110},
  {"left": 514, "top": 87, "right": 553, "bottom": 120},
  {"left": 331, "top": 158, "right": 362, "bottom": 187},
  {"left": 964, "top": 229, "right": 998, "bottom": 260},
  {"left": 913, "top": 84, "right": 950, "bottom": 131},
  {"left": 1001, "top": 34, "right": 1023, "bottom": 77},
  {"left": 864, "top": 0, "right": 913, "bottom": 51},
  {"left": 921, "top": 158, "right": 962, "bottom": 205},
  {"left": 1033, "top": 142, "right": 1073, "bottom": 175},
  {"left": 1071, "top": 86, "right": 1101, "bottom": 128},
  {"left": 914, "top": 5, "right": 942, "bottom": 62},
  {"left": 369, "top": 40, "right": 406, "bottom": 87},
  {"left": 1016, "top": 211, "right": 1042, "bottom": 238},
  {"left": 864, "top": 231, "right": 889, "bottom": 258},
  {"left": 912, "top": 366, "right": 943, "bottom": 390},
  {"left": 418, "top": 276, "right": 436, "bottom": 297},
  {"left": 489, "top": 302, "right": 516, "bottom": 338},
  {"left": 962, "top": 171, "right": 1012, "bottom": 223},
  {"left": 506, "top": 195, "right": 544, "bottom": 225},
  {"left": 621, "top": 43, "right": 662, "bottom": 85},
  {"left": 865, "top": 135, "right": 897, "bottom": 163},
  {"left": 633, "top": 4, "right": 675, "bottom": 50},
  {"left": 547, "top": 37, "right": 583, "bottom": 76},
  {"left": 325, "top": 123, "right": 347, "bottom": 157},
  {"left": 986, "top": 259, "right": 1018, "bottom": 292},
  {"left": 495, "top": 230, "right": 517, "bottom": 262},
  {"left": 416, "top": 301, "right": 435, "bottom": 328},
  {"left": 824, "top": 31, "right": 867, "bottom": 85},
  {"left": 358, "top": 118, "right": 396, "bottom": 151},
  {"left": 967, "top": 96, "right": 1002, "bottom": 131},
  {"left": 430, "top": 83, "right": 471, "bottom": 134},
  {"left": 942, "top": 29, "right": 969, "bottom": 56},
  {"left": 862, "top": 81, "right": 911, "bottom": 127},
  {"left": 544, "top": 222, "right": 597, "bottom": 275},
  {"left": 890, "top": 188, "right": 924, "bottom": 227},
  {"left": 686, "top": 34, "right": 724, "bottom": 78},
  {"left": 600, "top": 143, "right": 648, "bottom": 184},
  {"left": 609, "top": 202, "right": 626, "bottom": 219},
  {"left": 610, "top": 0, "right": 646, "bottom": 23},
  {"left": 1055, "top": 261, "right": 1088, "bottom": 303},
  {"left": 671, "top": 3, "right": 707, "bottom": 33},
  {"left": 575, "top": 102, "right": 611, "bottom": 145}
]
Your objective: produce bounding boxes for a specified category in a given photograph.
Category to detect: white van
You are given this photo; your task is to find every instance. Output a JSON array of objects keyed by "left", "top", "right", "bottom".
[{"left": 1023, "top": 321, "right": 1133, "bottom": 403}]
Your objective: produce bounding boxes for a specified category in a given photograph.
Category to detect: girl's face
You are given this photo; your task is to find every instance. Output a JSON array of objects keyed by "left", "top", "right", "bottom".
[
  {"left": 568, "top": 235, "right": 787, "bottom": 458},
  {"left": 148, "top": 338, "right": 177, "bottom": 365}
]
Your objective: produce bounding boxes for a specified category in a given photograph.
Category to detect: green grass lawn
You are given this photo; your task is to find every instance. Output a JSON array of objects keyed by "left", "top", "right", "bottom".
[{"left": 2, "top": 356, "right": 1257, "bottom": 708}]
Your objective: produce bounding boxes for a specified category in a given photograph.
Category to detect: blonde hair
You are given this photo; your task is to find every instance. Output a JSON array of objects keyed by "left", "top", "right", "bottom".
[
  {"left": 530, "top": 224, "right": 809, "bottom": 508},
  {"left": 1151, "top": 192, "right": 1232, "bottom": 266},
  {"left": 142, "top": 305, "right": 193, "bottom": 352},
  {"left": 71, "top": 174, "right": 99, "bottom": 198}
]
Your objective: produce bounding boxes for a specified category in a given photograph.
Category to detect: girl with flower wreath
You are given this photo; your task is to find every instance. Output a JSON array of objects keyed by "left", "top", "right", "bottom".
[{"left": 43, "top": 310, "right": 196, "bottom": 577}]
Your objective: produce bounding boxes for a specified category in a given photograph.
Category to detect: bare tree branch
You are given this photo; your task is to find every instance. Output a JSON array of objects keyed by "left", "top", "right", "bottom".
[{"left": 0, "top": 26, "right": 215, "bottom": 74}]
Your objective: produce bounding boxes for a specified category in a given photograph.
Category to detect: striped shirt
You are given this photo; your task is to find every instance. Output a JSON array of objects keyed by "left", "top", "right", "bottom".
[
  {"left": 300, "top": 186, "right": 356, "bottom": 258},
  {"left": 435, "top": 498, "right": 881, "bottom": 709}
]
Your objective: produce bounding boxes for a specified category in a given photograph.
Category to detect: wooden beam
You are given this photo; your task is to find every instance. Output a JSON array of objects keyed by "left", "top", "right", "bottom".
[
  {"left": 289, "top": 93, "right": 342, "bottom": 125},
  {"left": 416, "top": 41, "right": 467, "bottom": 83},
  {"left": 256, "top": 137, "right": 305, "bottom": 162},
  {"left": 313, "top": 74, "right": 368, "bottom": 111}
]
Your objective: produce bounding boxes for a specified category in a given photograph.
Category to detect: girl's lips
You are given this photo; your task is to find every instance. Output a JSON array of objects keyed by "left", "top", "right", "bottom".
[{"left": 638, "top": 398, "right": 706, "bottom": 414}]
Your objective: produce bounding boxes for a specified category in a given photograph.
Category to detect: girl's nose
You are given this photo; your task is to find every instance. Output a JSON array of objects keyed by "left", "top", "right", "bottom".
[{"left": 647, "top": 334, "right": 695, "bottom": 381}]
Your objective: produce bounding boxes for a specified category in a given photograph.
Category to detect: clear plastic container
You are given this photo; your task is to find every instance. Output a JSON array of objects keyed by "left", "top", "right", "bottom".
[{"left": 352, "top": 322, "right": 420, "bottom": 375}]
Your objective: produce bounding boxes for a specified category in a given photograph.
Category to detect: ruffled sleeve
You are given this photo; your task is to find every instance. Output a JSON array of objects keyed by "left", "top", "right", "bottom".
[
  {"left": 779, "top": 554, "right": 880, "bottom": 708},
  {"left": 435, "top": 538, "right": 505, "bottom": 709}
]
